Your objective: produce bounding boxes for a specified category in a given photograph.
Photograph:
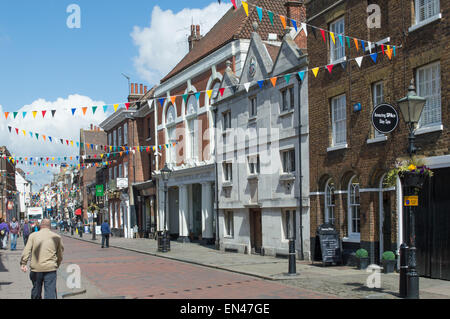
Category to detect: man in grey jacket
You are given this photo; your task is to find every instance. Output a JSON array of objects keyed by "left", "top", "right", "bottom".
[{"left": 20, "top": 219, "right": 64, "bottom": 299}]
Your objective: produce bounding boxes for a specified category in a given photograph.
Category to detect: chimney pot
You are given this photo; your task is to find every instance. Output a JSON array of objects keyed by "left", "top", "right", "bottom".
[
  {"left": 140, "top": 84, "right": 143, "bottom": 95},
  {"left": 144, "top": 86, "right": 147, "bottom": 94},
  {"left": 131, "top": 83, "right": 134, "bottom": 94}
]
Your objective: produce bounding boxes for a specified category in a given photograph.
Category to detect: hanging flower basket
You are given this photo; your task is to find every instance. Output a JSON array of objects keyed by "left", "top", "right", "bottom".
[
  {"left": 399, "top": 171, "right": 428, "bottom": 189},
  {"left": 385, "top": 156, "right": 433, "bottom": 189}
]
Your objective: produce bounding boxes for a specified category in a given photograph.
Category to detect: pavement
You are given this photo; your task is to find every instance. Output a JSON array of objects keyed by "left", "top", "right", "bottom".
[{"left": 60, "top": 230, "right": 450, "bottom": 299}]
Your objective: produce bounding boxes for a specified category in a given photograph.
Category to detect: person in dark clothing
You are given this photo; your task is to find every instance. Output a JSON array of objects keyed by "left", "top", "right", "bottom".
[
  {"left": 101, "top": 219, "right": 111, "bottom": 248},
  {"left": 22, "top": 219, "right": 31, "bottom": 247}
]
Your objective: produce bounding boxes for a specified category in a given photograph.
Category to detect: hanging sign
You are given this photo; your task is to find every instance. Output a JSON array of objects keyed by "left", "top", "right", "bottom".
[{"left": 371, "top": 103, "right": 399, "bottom": 134}]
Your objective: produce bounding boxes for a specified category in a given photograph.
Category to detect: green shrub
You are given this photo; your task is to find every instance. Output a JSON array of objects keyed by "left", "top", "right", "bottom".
[
  {"left": 382, "top": 251, "right": 396, "bottom": 261},
  {"left": 356, "top": 249, "right": 368, "bottom": 259}
]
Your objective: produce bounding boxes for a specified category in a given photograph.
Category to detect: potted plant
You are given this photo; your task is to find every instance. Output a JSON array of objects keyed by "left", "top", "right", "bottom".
[
  {"left": 382, "top": 251, "right": 397, "bottom": 274},
  {"left": 385, "top": 156, "right": 433, "bottom": 190},
  {"left": 356, "top": 248, "right": 369, "bottom": 270}
]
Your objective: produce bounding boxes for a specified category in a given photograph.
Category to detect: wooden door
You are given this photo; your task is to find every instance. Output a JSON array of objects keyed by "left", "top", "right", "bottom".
[{"left": 250, "top": 209, "right": 262, "bottom": 254}]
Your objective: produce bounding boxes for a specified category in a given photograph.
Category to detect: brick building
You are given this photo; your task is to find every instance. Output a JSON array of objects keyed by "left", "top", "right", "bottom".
[
  {"left": 153, "top": 0, "right": 293, "bottom": 244},
  {"left": 0, "top": 146, "right": 17, "bottom": 221},
  {"left": 306, "top": 0, "right": 449, "bottom": 279}
]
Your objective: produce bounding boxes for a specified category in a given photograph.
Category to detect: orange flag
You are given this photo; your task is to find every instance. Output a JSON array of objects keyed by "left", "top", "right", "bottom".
[
  {"left": 280, "top": 16, "right": 287, "bottom": 29},
  {"left": 270, "top": 77, "right": 278, "bottom": 87},
  {"left": 82, "top": 107, "right": 88, "bottom": 115},
  {"left": 170, "top": 96, "right": 177, "bottom": 105},
  {"left": 354, "top": 38, "right": 359, "bottom": 51},
  {"left": 4, "top": 112, "right": 9, "bottom": 120}
]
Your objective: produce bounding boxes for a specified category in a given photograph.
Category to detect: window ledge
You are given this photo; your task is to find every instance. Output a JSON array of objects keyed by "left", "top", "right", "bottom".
[
  {"left": 408, "top": 14, "right": 442, "bottom": 33},
  {"left": 247, "top": 174, "right": 259, "bottom": 181},
  {"left": 415, "top": 124, "right": 443, "bottom": 136},
  {"left": 222, "top": 182, "right": 233, "bottom": 188},
  {"left": 248, "top": 116, "right": 257, "bottom": 123},
  {"left": 280, "top": 173, "right": 296, "bottom": 181},
  {"left": 330, "top": 56, "right": 347, "bottom": 65},
  {"left": 327, "top": 144, "right": 348, "bottom": 152},
  {"left": 367, "top": 135, "right": 388, "bottom": 144},
  {"left": 279, "top": 109, "right": 294, "bottom": 118},
  {"left": 342, "top": 235, "right": 360, "bottom": 243}
]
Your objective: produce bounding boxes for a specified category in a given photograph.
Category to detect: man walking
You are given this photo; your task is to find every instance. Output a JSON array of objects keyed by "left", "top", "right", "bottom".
[
  {"left": 9, "top": 217, "right": 20, "bottom": 251},
  {"left": 22, "top": 219, "right": 31, "bottom": 246},
  {"left": 101, "top": 219, "right": 111, "bottom": 248},
  {"left": 20, "top": 219, "right": 64, "bottom": 299},
  {"left": 0, "top": 218, "right": 10, "bottom": 250}
]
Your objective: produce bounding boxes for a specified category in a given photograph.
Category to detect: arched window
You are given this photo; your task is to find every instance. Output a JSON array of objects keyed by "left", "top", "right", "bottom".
[
  {"left": 348, "top": 176, "right": 361, "bottom": 238},
  {"left": 211, "top": 81, "right": 221, "bottom": 103},
  {"left": 166, "top": 105, "right": 176, "bottom": 165},
  {"left": 187, "top": 94, "right": 198, "bottom": 116},
  {"left": 325, "top": 179, "right": 336, "bottom": 225}
]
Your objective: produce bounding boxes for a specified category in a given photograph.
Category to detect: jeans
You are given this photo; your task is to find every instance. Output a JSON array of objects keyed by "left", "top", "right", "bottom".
[
  {"left": 10, "top": 233, "right": 17, "bottom": 250},
  {"left": 30, "top": 271, "right": 57, "bottom": 299},
  {"left": 102, "top": 234, "right": 110, "bottom": 248},
  {"left": 23, "top": 235, "right": 29, "bottom": 247}
]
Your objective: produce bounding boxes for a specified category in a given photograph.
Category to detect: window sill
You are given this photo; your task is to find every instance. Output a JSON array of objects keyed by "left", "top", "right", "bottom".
[
  {"left": 342, "top": 235, "right": 360, "bottom": 243},
  {"left": 367, "top": 135, "right": 387, "bottom": 144},
  {"left": 330, "top": 56, "right": 347, "bottom": 65},
  {"left": 280, "top": 173, "right": 295, "bottom": 182},
  {"left": 248, "top": 116, "right": 257, "bottom": 123},
  {"left": 279, "top": 109, "right": 294, "bottom": 118},
  {"left": 223, "top": 235, "right": 234, "bottom": 239},
  {"left": 415, "top": 124, "right": 443, "bottom": 136},
  {"left": 408, "top": 14, "right": 442, "bottom": 33},
  {"left": 222, "top": 182, "right": 233, "bottom": 188},
  {"left": 247, "top": 174, "right": 259, "bottom": 181},
  {"left": 327, "top": 144, "right": 348, "bottom": 152}
]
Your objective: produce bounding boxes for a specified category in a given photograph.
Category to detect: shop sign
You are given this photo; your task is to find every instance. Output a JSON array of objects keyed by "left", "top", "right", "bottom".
[{"left": 371, "top": 103, "right": 399, "bottom": 134}]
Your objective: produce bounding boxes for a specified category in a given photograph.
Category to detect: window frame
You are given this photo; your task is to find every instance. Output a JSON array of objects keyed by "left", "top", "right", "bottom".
[
  {"left": 281, "top": 149, "right": 296, "bottom": 174},
  {"left": 348, "top": 176, "right": 361, "bottom": 240},
  {"left": 249, "top": 96, "right": 257, "bottom": 118},
  {"left": 416, "top": 61, "right": 441, "bottom": 128},
  {"left": 248, "top": 155, "right": 260, "bottom": 175},
  {"left": 223, "top": 111, "right": 231, "bottom": 131},
  {"left": 372, "top": 81, "right": 385, "bottom": 138},
  {"left": 223, "top": 162, "right": 233, "bottom": 182},
  {"left": 331, "top": 94, "right": 347, "bottom": 147},
  {"left": 415, "top": 0, "right": 440, "bottom": 24},
  {"left": 224, "top": 211, "right": 234, "bottom": 238},
  {"left": 325, "top": 179, "right": 336, "bottom": 225},
  {"left": 329, "top": 16, "right": 346, "bottom": 64},
  {"left": 282, "top": 209, "right": 296, "bottom": 241}
]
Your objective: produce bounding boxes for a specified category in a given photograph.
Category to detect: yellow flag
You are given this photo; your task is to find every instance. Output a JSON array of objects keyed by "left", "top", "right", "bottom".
[
  {"left": 22, "top": 130, "right": 26, "bottom": 136},
  {"left": 206, "top": 90, "right": 213, "bottom": 99},
  {"left": 242, "top": 1, "right": 249, "bottom": 16},
  {"left": 70, "top": 141, "right": 73, "bottom": 146},
  {"left": 312, "top": 67, "right": 320, "bottom": 77},
  {"left": 114, "top": 104, "right": 119, "bottom": 112},
  {"left": 32, "top": 111, "right": 38, "bottom": 118},
  {"left": 330, "top": 32, "right": 335, "bottom": 44},
  {"left": 101, "top": 154, "right": 104, "bottom": 159}
]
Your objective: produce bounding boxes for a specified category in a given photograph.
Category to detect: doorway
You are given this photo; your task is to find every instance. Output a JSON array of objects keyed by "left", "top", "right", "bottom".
[
  {"left": 379, "top": 176, "right": 392, "bottom": 262},
  {"left": 249, "top": 209, "right": 262, "bottom": 254},
  {"left": 192, "top": 184, "right": 202, "bottom": 240}
]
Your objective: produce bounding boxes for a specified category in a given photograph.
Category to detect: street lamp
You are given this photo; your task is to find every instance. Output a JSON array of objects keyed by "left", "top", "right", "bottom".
[
  {"left": 159, "top": 163, "right": 172, "bottom": 252},
  {"left": 397, "top": 79, "right": 427, "bottom": 156},
  {"left": 397, "top": 79, "right": 427, "bottom": 300}
]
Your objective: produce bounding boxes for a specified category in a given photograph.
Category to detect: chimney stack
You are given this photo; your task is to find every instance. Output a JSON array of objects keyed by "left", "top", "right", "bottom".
[
  {"left": 140, "top": 84, "right": 143, "bottom": 95},
  {"left": 131, "top": 83, "right": 135, "bottom": 94},
  {"left": 144, "top": 86, "right": 148, "bottom": 94},
  {"left": 285, "top": 1, "right": 307, "bottom": 48},
  {"left": 188, "top": 24, "right": 202, "bottom": 52}
]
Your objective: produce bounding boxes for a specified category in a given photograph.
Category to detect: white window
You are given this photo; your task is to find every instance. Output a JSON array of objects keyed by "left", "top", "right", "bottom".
[
  {"left": 330, "top": 17, "right": 345, "bottom": 63},
  {"left": 281, "top": 149, "right": 295, "bottom": 173},
  {"left": 118, "top": 127, "right": 122, "bottom": 147},
  {"left": 372, "top": 82, "right": 384, "bottom": 137},
  {"left": 248, "top": 155, "right": 260, "bottom": 175},
  {"left": 415, "top": 0, "right": 440, "bottom": 24},
  {"left": 187, "top": 95, "right": 198, "bottom": 116},
  {"left": 282, "top": 209, "right": 296, "bottom": 240},
  {"left": 113, "top": 130, "right": 117, "bottom": 147},
  {"left": 187, "top": 119, "right": 197, "bottom": 161},
  {"left": 224, "top": 211, "right": 234, "bottom": 237},
  {"left": 249, "top": 96, "right": 257, "bottom": 118},
  {"left": 167, "top": 126, "right": 176, "bottom": 164},
  {"left": 211, "top": 82, "right": 221, "bottom": 104},
  {"left": 331, "top": 95, "right": 347, "bottom": 146},
  {"left": 223, "top": 162, "right": 233, "bottom": 182},
  {"left": 281, "top": 87, "right": 295, "bottom": 112},
  {"left": 223, "top": 111, "right": 231, "bottom": 130},
  {"left": 348, "top": 176, "right": 361, "bottom": 237},
  {"left": 417, "top": 62, "right": 441, "bottom": 127},
  {"left": 325, "top": 180, "right": 336, "bottom": 225},
  {"left": 124, "top": 162, "right": 128, "bottom": 178},
  {"left": 124, "top": 123, "right": 128, "bottom": 145}
]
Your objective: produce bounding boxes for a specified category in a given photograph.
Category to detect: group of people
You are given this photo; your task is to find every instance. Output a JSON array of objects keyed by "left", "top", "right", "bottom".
[{"left": 0, "top": 218, "right": 39, "bottom": 250}]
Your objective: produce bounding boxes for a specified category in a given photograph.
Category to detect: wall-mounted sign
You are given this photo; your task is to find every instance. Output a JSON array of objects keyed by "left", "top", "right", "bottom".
[
  {"left": 404, "top": 196, "right": 419, "bottom": 207},
  {"left": 353, "top": 103, "right": 362, "bottom": 112},
  {"left": 116, "top": 178, "right": 128, "bottom": 189},
  {"left": 371, "top": 103, "right": 399, "bottom": 134},
  {"left": 95, "top": 185, "right": 104, "bottom": 197}
]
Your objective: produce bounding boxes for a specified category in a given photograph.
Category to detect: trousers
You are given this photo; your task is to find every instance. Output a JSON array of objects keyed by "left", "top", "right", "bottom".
[{"left": 30, "top": 271, "right": 57, "bottom": 299}]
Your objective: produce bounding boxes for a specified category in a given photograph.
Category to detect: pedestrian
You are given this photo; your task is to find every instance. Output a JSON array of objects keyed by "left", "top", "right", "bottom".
[
  {"left": 23, "top": 219, "right": 31, "bottom": 247},
  {"left": 20, "top": 219, "right": 64, "bottom": 299},
  {"left": 31, "top": 222, "right": 40, "bottom": 233},
  {"left": 77, "top": 220, "right": 83, "bottom": 238},
  {"left": 71, "top": 218, "right": 75, "bottom": 236},
  {"left": 9, "top": 217, "right": 20, "bottom": 251},
  {"left": 101, "top": 219, "right": 111, "bottom": 248},
  {"left": 0, "top": 218, "right": 10, "bottom": 250}
]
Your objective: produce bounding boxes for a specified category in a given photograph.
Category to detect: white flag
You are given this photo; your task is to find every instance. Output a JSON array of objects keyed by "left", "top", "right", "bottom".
[{"left": 355, "top": 56, "right": 363, "bottom": 68}]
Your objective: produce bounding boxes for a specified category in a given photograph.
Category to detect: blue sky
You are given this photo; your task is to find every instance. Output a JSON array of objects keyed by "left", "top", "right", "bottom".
[{"left": 0, "top": 0, "right": 230, "bottom": 188}]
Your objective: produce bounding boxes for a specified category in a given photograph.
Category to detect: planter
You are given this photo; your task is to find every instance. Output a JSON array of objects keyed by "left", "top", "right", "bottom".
[
  {"left": 358, "top": 258, "right": 369, "bottom": 270},
  {"left": 383, "top": 260, "right": 396, "bottom": 274},
  {"left": 400, "top": 171, "right": 427, "bottom": 189}
]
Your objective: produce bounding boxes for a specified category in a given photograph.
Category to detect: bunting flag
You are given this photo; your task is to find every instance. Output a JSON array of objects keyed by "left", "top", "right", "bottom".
[
  {"left": 280, "top": 15, "right": 287, "bottom": 29},
  {"left": 82, "top": 107, "right": 88, "bottom": 115},
  {"left": 326, "top": 64, "right": 334, "bottom": 74},
  {"left": 42, "top": 110, "right": 47, "bottom": 118},
  {"left": 125, "top": 103, "right": 130, "bottom": 110},
  {"left": 244, "top": 83, "right": 251, "bottom": 92},
  {"left": 354, "top": 38, "right": 359, "bottom": 51},
  {"left": 361, "top": 40, "right": 365, "bottom": 52},
  {"left": 291, "top": 19, "right": 297, "bottom": 32},
  {"left": 355, "top": 56, "right": 364, "bottom": 68},
  {"left": 338, "top": 34, "right": 344, "bottom": 46},
  {"left": 242, "top": 1, "right": 249, "bottom": 16},
  {"left": 4, "top": 112, "right": 9, "bottom": 120},
  {"left": 284, "top": 74, "right": 291, "bottom": 84},
  {"left": 8, "top": 126, "right": 11, "bottom": 133},
  {"left": 13, "top": 112, "right": 18, "bottom": 119},
  {"left": 51, "top": 110, "right": 56, "bottom": 117},
  {"left": 195, "top": 92, "right": 201, "bottom": 101},
  {"left": 158, "top": 98, "right": 165, "bottom": 107},
  {"left": 113, "top": 104, "right": 119, "bottom": 112},
  {"left": 267, "top": 11, "right": 274, "bottom": 26},
  {"left": 23, "top": 112, "right": 27, "bottom": 119},
  {"left": 231, "top": 0, "right": 237, "bottom": 10},
  {"left": 219, "top": 88, "right": 225, "bottom": 97},
  {"left": 257, "top": 80, "right": 264, "bottom": 89},
  {"left": 321, "top": 29, "right": 326, "bottom": 43},
  {"left": 182, "top": 94, "right": 188, "bottom": 104},
  {"left": 170, "top": 96, "right": 176, "bottom": 105},
  {"left": 256, "top": 6, "right": 263, "bottom": 21},
  {"left": 206, "top": 90, "right": 213, "bottom": 99},
  {"left": 71, "top": 108, "right": 76, "bottom": 116},
  {"left": 301, "top": 23, "right": 307, "bottom": 37},
  {"left": 298, "top": 71, "right": 305, "bottom": 82},
  {"left": 32, "top": 111, "right": 38, "bottom": 119},
  {"left": 330, "top": 32, "right": 335, "bottom": 44},
  {"left": 312, "top": 67, "right": 320, "bottom": 77},
  {"left": 370, "top": 53, "right": 378, "bottom": 63},
  {"left": 270, "top": 77, "right": 277, "bottom": 87},
  {"left": 386, "top": 48, "right": 393, "bottom": 60},
  {"left": 92, "top": 106, "right": 98, "bottom": 114},
  {"left": 346, "top": 36, "right": 351, "bottom": 48},
  {"left": 103, "top": 105, "right": 108, "bottom": 113}
]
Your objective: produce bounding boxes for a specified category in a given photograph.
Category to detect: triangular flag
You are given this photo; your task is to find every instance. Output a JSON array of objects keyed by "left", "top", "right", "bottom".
[
  {"left": 32, "top": 111, "right": 37, "bottom": 118},
  {"left": 170, "top": 96, "right": 176, "bottom": 105},
  {"left": 321, "top": 29, "right": 326, "bottom": 43},
  {"left": 368, "top": 41, "right": 372, "bottom": 53},
  {"left": 125, "top": 103, "right": 130, "bottom": 110},
  {"left": 51, "top": 110, "right": 56, "bottom": 117},
  {"left": 298, "top": 71, "right": 305, "bottom": 82},
  {"left": 256, "top": 6, "right": 263, "bottom": 21},
  {"left": 386, "top": 48, "right": 393, "bottom": 60},
  {"left": 291, "top": 19, "right": 297, "bottom": 32},
  {"left": 268, "top": 11, "right": 274, "bottom": 25},
  {"left": 361, "top": 40, "right": 365, "bottom": 52},
  {"left": 270, "top": 77, "right": 277, "bottom": 87},
  {"left": 113, "top": 104, "right": 119, "bottom": 112},
  {"left": 23, "top": 112, "right": 27, "bottom": 119},
  {"left": 49, "top": 137, "right": 52, "bottom": 142},
  {"left": 219, "top": 88, "right": 225, "bottom": 96},
  {"left": 244, "top": 83, "right": 251, "bottom": 92},
  {"left": 231, "top": 0, "right": 237, "bottom": 10},
  {"left": 330, "top": 32, "right": 335, "bottom": 44},
  {"left": 158, "top": 98, "right": 165, "bottom": 107},
  {"left": 82, "top": 107, "right": 87, "bottom": 115},
  {"left": 182, "top": 94, "right": 188, "bottom": 103},
  {"left": 103, "top": 105, "right": 108, "bottom": 112},
  {"left": 280, "top": 16, "right": 287, "bottom": 29},
  {"left": 257, "top": 80, "right": 264, "bottom": 89},
  {"left": 312, "top": 67, "right": 320, "bottom": 77},
  {"left": 284, "top": 74, "right": 291, "bottom": 84},
  {"left": 13, "top": 112, "right": 18, "bottom": 119},
  {"left": 327, "top": 64, "right": 334, "bottom": 74},
  {"left": 22, "top": 130, "right": 26, "bottom": 136},
  {"left": 15, "top": 128, "right": 19, "bottom": 135},
  {"left": 35, "top": 133, "right": 39, "bottom": 139},
  {"left": 4, "top": 112, "right": 9, "bottom": 120},
  {"left": 346, "top": 36, "right": 351, "bottom": 48},
  {"left": 381, "top": 44, "right": 385, "bottom": 55},
  {"left": 8, "top": 126, "right": 11, "bottom": 133},
  {"left": 301, "top": 23, "right": 308, "bottom": 37},
  {"left": 355, "top": 56, "right": 363, "bottom": 68},
  {"left": 206, "top": 90, "right": 213, "bottom": 99},
  {"left": 242, "top": 1, "right": 248, "bottom": 16},
  {"left": 370, "top": 53, "right": 378, "bottom": 63},
  {"left": 195, "top": 92, "right": 201, "bottom": 100},
  {"left": 71, "top": 108, "right": 76, "bottom": 116},
  {"left": 354, "top": 38, "right": 359, "bottom": 51},
  {"left": 338, "top": 34, "right": 344, "bottom": 46},
  {"left": 42, "top": 110, "right": 46, "bottom": 118},
  {"left": 92, "top": 106, "right": 97, "bottom": 114},
  {"left": 43, "top": 135, "right": 46, "bottom": 141}
]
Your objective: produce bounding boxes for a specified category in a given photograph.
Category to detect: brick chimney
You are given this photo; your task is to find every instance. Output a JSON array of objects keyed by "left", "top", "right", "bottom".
[
  {"left": 188, "top": 25, "right": 202, "bottom": 52},
  {"left": 285, "top": 0, "right": 307, "bottom": 49}
]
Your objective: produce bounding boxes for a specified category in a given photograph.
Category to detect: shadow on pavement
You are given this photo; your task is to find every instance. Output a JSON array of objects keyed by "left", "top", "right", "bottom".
[{"left": 344, "top": 282, "right": 401, "bottom": 298}]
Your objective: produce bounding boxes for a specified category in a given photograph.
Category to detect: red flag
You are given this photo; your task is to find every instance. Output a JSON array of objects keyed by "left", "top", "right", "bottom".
[
  {"left": 219, "top": 88, "right": 225, "bottom": 96},
  {"left": 15, "top": 128, "right": 19, "bottom": 135},
  {"left": 381, "top": 44, "right": 385, "bottom": 55},
  {"left": 321, "top": 29, "right": 326, "bottom": 43},
  {"left": 42, "top": 110, "right": 47, "bottom": 118},
  {"left": 327, "top": 64, "right": 334, "bottom": 74},
  {"left": 231, "top": 0, "right": 237, "bottom": 10},
  {"left": 125, "top": 103, "right": 130, "bottom": 110}
]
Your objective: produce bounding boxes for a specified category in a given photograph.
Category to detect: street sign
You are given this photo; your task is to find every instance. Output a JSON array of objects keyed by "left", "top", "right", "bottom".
[
  {"left": 116, "top": 178, "right": 128, "bottom": 189},
  {"left": 404, "top": 196, "right": 419, "bottom": 207},
  {"left": 95, "top": 185, "right": 104, "bottom": 197},
  {"left": 371, "top": 103, "right": 399, "bottom": 134}
]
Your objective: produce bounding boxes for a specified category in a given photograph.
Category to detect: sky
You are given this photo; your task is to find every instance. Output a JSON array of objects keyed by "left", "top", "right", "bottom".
[{"left": 0, "top": 0, "right": 231, "bottom": 189}]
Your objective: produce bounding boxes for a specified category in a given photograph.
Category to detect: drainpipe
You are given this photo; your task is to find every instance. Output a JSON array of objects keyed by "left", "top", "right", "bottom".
[
  {"left": 213, "top": 107, "right": 220, "bottom": 250},
  {"left": 296, "top": 72, "right": 304, "bottom": 260}
]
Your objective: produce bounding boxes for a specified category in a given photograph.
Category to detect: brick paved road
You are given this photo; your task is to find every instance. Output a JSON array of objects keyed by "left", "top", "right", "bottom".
[{"left": 62, "top": 236, "right": 336, "bottom": 299}]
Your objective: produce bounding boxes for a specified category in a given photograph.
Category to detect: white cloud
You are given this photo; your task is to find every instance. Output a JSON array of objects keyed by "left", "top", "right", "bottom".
[
  {"left": 131, "top": 2, "right": 230, "bottom": 84},
  {"left": 0, "top": 95, "right": 112, "bottom": 189}
]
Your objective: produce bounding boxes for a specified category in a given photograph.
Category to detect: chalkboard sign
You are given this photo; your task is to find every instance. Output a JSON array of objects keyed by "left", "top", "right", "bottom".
[{"left": 316, "top": 223, "right": 342, "bottom": 265}]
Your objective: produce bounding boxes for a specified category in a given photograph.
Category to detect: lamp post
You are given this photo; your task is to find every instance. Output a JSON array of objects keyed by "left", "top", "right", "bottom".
[
  {"left": 288, "top": 210, "right": 297, "bottom": 276},
  {"left": 397, "top": 79, "right": 427, "bottom": 299},
  {"left": 159, "top": 163, "right": 172, "bottom": 252}
]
